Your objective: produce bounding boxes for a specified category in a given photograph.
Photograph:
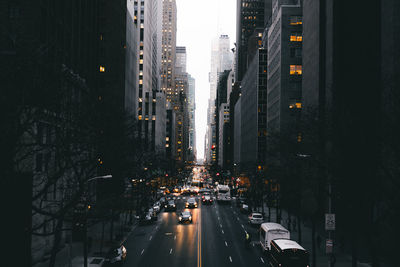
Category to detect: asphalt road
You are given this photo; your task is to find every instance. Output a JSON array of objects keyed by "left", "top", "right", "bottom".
[{"left": 122, "top": 195, "right": 268, "bottom": 267}]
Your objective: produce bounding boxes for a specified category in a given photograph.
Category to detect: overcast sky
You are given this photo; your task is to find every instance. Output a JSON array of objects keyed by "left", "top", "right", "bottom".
[{"left": 175, "top": 0, "right": 236, "bottom": 161}]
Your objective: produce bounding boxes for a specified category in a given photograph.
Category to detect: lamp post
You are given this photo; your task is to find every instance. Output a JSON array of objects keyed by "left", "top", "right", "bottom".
[{"left": 83, "top": 175, "right": 112, "bottom": 267}]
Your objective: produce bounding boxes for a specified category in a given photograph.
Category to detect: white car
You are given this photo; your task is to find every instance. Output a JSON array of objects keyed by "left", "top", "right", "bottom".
[{"left": 248, "top": 212, "right": 264, "bottom": 225}]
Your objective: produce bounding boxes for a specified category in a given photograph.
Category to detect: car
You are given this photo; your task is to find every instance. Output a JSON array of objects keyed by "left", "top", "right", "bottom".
[
  {"left": 202, "top": 195, "right": 213, "bottom": 205},
  {"left": 178, "top": 211, "right": 192, "bottom": 223},
  {"left": 248, "top": 212, "right": 264, "bottom": 225},
  {"left": 164, "top": 200, "right": 177, "bottom": 211},
  {"left": 159, "top": 197, "right": 166, "bottom": 206},
  {"left": 185, "top": 197, "right": 198, "bottom": 208},
  {"left": 104, "top": 244, "right": 127, "bottom": 265},
  {"left": 148, "top": 208, "right": 157, "bottom": 221},
  {"left": 138, "top": 212, "right": 152, "bottom": 225},
  {"left": 153, "top": 202, "right": 161, "bottom": 213},
  {"left": 201, "top": 191, "right": 211, "bottom": 200}
]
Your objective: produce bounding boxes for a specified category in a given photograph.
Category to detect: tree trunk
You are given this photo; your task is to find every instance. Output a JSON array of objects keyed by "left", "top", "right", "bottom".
[
  {"left": 352, "top": 230, "right": 358, "bottom": 267},
  {"left": 297, "top": 214, "right": 302, "bottom": 244},
  {"left": 110, "top": 209, "right": 114, "bottom": 241},
  {"left": 100, "top": 221, "right": 105, "bottom": 254},
  {"left": 48, "top": 218, "right": 64, "bottom": 267},
  {"left": 312, "top": 218, "right": 316, "bottom": 267}
]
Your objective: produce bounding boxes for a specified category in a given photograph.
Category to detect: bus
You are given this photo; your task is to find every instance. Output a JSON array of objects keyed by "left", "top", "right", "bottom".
[
  {"left": 260, "top": 222, "right": 290, "bottom": 252},
  {"left": 269, "top": 239, "right": 309, "bottom": 267},
  {"left": 216, "top": 185, "right": 231, "bottom": 203}
]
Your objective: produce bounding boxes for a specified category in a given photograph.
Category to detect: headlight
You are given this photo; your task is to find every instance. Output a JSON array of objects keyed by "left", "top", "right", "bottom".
[
  {"left": 165, "top": 205, "right": 167, "bottom": 208},
  {"left": 189, "top": 216, "right": 192, "bottom": 220},
  {"left": 172, "top": 204, "right": 175, "bottom": 207},
  {"left": 179, "top": 216, "right": 182, "bottom": 221}
]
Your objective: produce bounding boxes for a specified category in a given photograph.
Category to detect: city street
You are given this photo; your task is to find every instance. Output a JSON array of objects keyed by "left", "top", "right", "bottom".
[{"left": 122, "top": 196, "right": 267, "bottom": 267}]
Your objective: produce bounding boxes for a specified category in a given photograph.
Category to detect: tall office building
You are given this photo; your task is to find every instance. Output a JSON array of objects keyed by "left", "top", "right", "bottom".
[
  {"left": 161, "top": 0, "right": 177, "bottom": 104},
  {"left": 267, "top": 0, "right": 302, "bottom": 140},
  {"left": 235, "top": 0, "right": 266, "bottom": 82},
  {"left": 188, "top": 74, "right": 196, "bottom": 162}
]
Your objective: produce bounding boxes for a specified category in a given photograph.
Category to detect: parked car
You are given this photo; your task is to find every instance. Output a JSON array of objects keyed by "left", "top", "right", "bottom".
[
  {"left": 148, "top": 208, "right": 157, "bottom": 221},
  {"left": 248, "top": 212, "right": 264, "bottom": 225},
  {"left": 153, "top": 202, "right": 161, "bottom": 213},
  {"left": 104, "top": 244, "right": 127, "bottom": 265},
  {"left": 178, "top": 211, "right": 192, "bottom": 223},
  {"left": 240, "top": 203, "right": 252, "bottom": 214},
  {"left": 138, "top": 213, "right": 152, "bottom": 225}
]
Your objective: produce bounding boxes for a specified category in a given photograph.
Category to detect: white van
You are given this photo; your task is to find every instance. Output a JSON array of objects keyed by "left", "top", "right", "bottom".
[{"left": 260, "top": 222, "right": 290, "bottom": 252}]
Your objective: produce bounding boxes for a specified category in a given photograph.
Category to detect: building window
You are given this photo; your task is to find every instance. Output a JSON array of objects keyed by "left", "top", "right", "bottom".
[
  {"left": 290, "top": 65, "right": 302, "bottom": 75},
  {"left": 290, "top": 16, "right": 302, "bottom": 25},
  {"left": 99, "top": 66, "right": 105, "bottom": 72},
  {"left": 290, "top": 32, "right": 302, "bottom": 42}
]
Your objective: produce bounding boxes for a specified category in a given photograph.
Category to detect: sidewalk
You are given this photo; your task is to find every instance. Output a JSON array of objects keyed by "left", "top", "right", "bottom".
[
  {"left": 258, "top": 205, "right": 370, "bottom": 267},
  {"left": 33, "top": 211, "right": 137, "bottom": 267}
]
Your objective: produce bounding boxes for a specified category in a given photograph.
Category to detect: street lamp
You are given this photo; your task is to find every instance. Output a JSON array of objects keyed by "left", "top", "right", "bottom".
[{"left": 83, "top": 175, "right": 112, "bottom": 267}]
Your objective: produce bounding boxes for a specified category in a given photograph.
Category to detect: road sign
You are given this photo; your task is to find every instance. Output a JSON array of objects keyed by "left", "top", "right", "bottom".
[
  {"left": 325, "top": 213, "right": 335, "bottom": 230},
  {"left": 326, "top": 239, "right": 333, "bottom": 254}
]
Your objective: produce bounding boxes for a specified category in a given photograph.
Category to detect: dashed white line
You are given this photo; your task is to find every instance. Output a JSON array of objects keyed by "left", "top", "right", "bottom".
[
  {"left": 169, "top": 248, "right": 173, "bottom": 254},
  {"left": 141, "top": 249, "right": 145, "bottom": 255},
  {"left": 221, "top": 229, "right": 224, "bottom": 234},
  {"left": 241, "top": 224, "right": 244, "bottom": 228},
  {"left": 219, "top": 223, "right": 222, "bottom": 228},
  {"left": 149, "top": 235, "right": 152, "bottom": 241},
  {"left": 174, "top": 235, "right": 176, "bottom": 240},
  {"left": 218, "top": 217, "right": 220, "bottom": 220},
  {"left": 260, "top": 257, "right": 265, "bottom": 263},
  {"left": 225, "top": 241, "right": 228, "bottom": 247},
  {"left": 229, "top": 256, "right": 233, "bottom": 262}
]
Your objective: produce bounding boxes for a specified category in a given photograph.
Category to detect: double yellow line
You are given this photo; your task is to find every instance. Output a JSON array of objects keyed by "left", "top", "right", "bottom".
[{"left": 197, "top": 207, "right": 202, "bottom": 267}]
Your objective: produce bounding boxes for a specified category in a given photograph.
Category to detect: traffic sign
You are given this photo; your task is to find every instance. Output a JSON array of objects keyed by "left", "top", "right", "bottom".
[{"left": 325, "top": 213, "right": 335, "bottom": 230}]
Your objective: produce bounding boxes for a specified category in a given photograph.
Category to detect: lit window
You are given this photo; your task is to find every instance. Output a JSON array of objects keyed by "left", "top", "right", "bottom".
[
  {"left": 166, "top": 137, "right": 169, "bottom": 141},
  {"left": 139, "top": 80, "right": 143, "bottom": 85},
  {"left": 290, "top": 32, "right": 302, "bottom": 42},
  {"left": 290, "top": 16, "right": 303, "bottom": 25},
  {"left": 290, "top": 65, "right": 302, "bottom": 75},
  {"left": 99, "top": 66, "right": 105, "bottom": 72},
  {"left": 139, "top": 59, "right": 143, "bottom": 64},
  {"left": 295, "top": 102, "right": 302, "bottom": 108},
  {"left": 138, "top": 115, "right": 142, "bottom": 120}
]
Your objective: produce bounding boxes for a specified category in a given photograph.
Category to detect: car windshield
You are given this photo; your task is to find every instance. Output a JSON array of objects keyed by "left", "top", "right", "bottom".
[
  {"left": 168, "top": 201, "right": 174, "bottom": 204},
  {"left": 182, "top": 211, "right": 191, "bottom": 216},
  {"left": 253, "top": 214, "right": 263, "bottom": 218},
  {"left": 188, "top": 198, "right": 195, "bottom": 203}
]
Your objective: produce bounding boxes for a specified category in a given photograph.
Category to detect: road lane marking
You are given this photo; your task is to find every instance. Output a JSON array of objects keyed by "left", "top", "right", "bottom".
[
  {"left": 170, "top": 248, "right": 173, "bottom": 254},
  {"left": 260, "top": 257, "right": 265, "bottom": 263},
  {"left": 241, "top": 224, "right": 244, "bottom": 228},
  {"left": 220, "top": 223, "right": 222, "bottom": 228},
  {"left": 149, "top": 235, "right": 152, "bottom": 240},
  {"left": 174, "top": 235, "right": 176, "bottom": 240},
  {"left": 229, "top": 256, "right": 232, "bottom": 262},
  {"left": 218, "top": 217, "right": 220, "bottom": 220},
  {"left": 165, "top": 232, "right": 173, "bottom": 235},
  {"left": 141, "top": 249, "right": 144, "bottom": 255},
  {"left": 225, "top": 241, "right": 228, "bottom": 247},
  {"left": 221, "top": 229, "right": 224, "bottom": 234}
]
